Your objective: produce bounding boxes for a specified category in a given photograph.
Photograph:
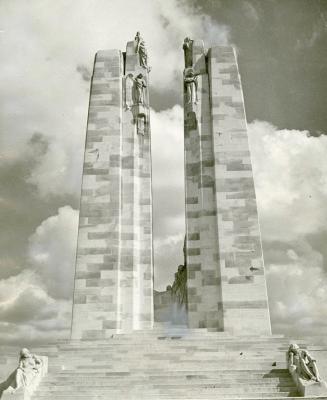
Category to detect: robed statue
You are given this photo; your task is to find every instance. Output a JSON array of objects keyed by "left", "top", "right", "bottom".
[
  {"left": 135, "top": 32, "right": 150, "bottom": 71},
  {"left": 184, "top": 67, "right": 200, "bottom": 105},
  {"left": 132, "top": 73, "right": 147, "bottom": 105}
]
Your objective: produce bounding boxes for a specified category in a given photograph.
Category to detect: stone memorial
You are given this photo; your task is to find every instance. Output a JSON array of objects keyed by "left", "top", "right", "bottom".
[
  {"left": 183, "top": 40, "right": 271, "bottom": 334},
  {"left": 1, "top": 34, "right": 327, "bottom": 400},
  {"left": 71, "top": 32, "right": 154, "bottom": 340}
]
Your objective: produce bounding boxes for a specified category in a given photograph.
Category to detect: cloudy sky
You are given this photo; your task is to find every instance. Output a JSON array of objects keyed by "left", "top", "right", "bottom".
[{"left": 0, "top": 0, "right": 326, "bottom": 344}]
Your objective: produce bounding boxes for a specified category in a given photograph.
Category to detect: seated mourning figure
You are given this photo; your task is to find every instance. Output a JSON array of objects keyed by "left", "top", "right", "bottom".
[
  {"left": 0, "top": 348, "right": 44, "bottom": 398},
  {"left": 288, "top": 343, "right": 327, "bottom": 396},
  {"left": 171, "top": 265, "right": 187, "bottom": 306},
  {"left": 171, "top": 265, "right": 187, "bottom": 324}
]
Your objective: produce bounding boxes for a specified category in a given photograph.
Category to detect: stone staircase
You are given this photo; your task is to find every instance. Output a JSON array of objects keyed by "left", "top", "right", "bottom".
[
  {"left": 3, "top": 328, "right": 327, "bottom": 400},
  {"left": 29, "top": 329, "right": 297, "bottom": 400}
]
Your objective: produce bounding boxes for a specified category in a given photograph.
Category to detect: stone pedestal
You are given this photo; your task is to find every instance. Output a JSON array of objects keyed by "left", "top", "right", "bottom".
[
  {"left": 184, "top": 40, "right": 271, "bottom": 334},
  {"left": 71, "top": 40, "right": 153, "bottom": 340}
]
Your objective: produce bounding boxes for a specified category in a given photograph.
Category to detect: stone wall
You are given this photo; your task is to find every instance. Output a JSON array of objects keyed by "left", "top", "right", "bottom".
[
  {"left": 71, "top": 39, "right": 153, "bottom": 339},
  {"left": 184, "top": 40, "right": 271, "bottom": 334}
]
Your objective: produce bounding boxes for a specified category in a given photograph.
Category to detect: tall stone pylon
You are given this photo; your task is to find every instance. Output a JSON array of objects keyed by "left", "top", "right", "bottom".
[
  {"left": 183, "top": 38, "right": 271, "bottom": 334},
  {"left": 71, "top": 33, "right": 154, "bottom": 339}
]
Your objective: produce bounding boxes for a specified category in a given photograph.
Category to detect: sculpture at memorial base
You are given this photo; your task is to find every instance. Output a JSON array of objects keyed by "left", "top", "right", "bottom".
[
  {"left": 184, "top": 67, "right": 199, "bottom": 105},
  {"left": 171, "top": 264, "right": 187, "bottom": 306},
  {"left": 288, "top": 344, "right": 321, "bottom": 382},
  {"left": 132, "top": 73, "right": 147, "bottom": 106},
  {"left": 135, "top": 31, "right": 150, "bottom": 71},
  {"left": 183, "top": 37, "right": 193, "bottom": 68},
  {"left": 287, "top": 343, "right": 327, "bottom": 397},
  {"left": 0, "top": 348, "right": 43, "bottom": 396}
]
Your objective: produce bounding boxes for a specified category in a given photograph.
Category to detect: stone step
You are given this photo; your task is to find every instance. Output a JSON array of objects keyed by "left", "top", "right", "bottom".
[
  {"left": 53, "top": 342, "right": 291, "bottom": 347},
  {"left": 50, "top": 348, "right": 290, "bottom": 354},
  {"left": 7, "top": 334, "right": 317, "bottom": 400},
  {"left": 53, "top": 338, "right": 293, "bottom": 343},
  {"left": 48, "top": 338, "right": 292, "bottom": 348},
  {"left": 47, "top": 357, "right": 288, "bottom": 364},
  {"left": 41, "top": 336, "right": 293, "bottom": 344},
  {"left": 46, "top": 362, "right": 289, "bottom": 369},
  {"left": 43, "top": 369, "right": 291, "bottom": 377},
  {"left": 48, "top": 346, "right": 290, "bottom": 351},
  {"left": 36, "top": 380, "right": 296, "bottom": 388},
  {"left": 31, "top": 396, "right": 322, "bottom": 400},
  {"left": 40, "top": 374, "right": 295, "bottom": 383},
  {"left": 49, "top": 347, "right": 290, "bottom": 352},
  {"left": 41, "top": 372, "right": 292, "bottom": 381},
  {"left": 41, "top": 342, "right": 297, "bottom": 348},
  {"left": 38, "top": 384, "right": 296, "bottom": 393},
  {"left": 33, "top": 391, "right": 299, "bottom": 399},
  {"left": 43, "top": 376, "right": 293, "bottom": 382},
  {"left": 41, "top": 379, "right": 294, "bottom": 387}
]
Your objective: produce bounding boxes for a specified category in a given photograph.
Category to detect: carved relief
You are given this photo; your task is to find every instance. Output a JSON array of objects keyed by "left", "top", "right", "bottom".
[
  {"left": 124, "top": 73, "right": 147, "bottom": 108},
  {"left": 124, "top": 73, "right": 148, "bottom": 135},
  {"left": 135, "top": 31, "right": 150, "bottom": 71},
  {"left": 137, "top": 113, "right": 146, "bottom": 136},
  {"left": 184, "top": 67, "right": 199, "bottom": 105},
  {"left": 132, "top": 73, "right": 147, "bottom": 106},
  {"left": 185, "top": 111, "right": 197, "bottom": 130},
  {"left": 183, "top": 37, "right": 193, "bottom": 68},
  {"left": 124, "top": 73, "right": 134, "bottom": 110}
]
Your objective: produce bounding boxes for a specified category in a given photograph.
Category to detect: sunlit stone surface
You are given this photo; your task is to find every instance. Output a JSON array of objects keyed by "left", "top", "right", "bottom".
[
  {"left": 71, "top": 34, "right": 154, "bottom": 340},
  {"left": 183, "top": 39, "right": 271, "bottom": 334}
]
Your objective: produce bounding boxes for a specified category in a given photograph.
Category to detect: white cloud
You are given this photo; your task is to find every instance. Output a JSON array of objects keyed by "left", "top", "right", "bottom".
[
  {"left": 266, "top": 241, "right": 327, "bottom": 335},
  {"left": 26, "top": 137, "right": 84, "bottom": 197},
  {"left": 0, "top": 205, "right": 78, "bottom": 343},
  {"left": 248, "top": 120, "right": 327, "bottom": 241},
  {"left": 248, "top": 120, "right": 327, "bottom": 335},
  {"left": 0, "top": 270, "right": 71, "bottom": 344},
  {"left": 151, "top": 105, "right": 184, "bottom": 190},
  {"left": 154, "top": 233, "right": 185, "bottom": 292},
  {"left": 28, "top": 206, "right": 79, "bottom": 299},
  {"left": 242, "top": 1, "right": 260, "bottom": 23},
  {"left": 295, "top": 21, "right": 324, "bottom": 50},
  {"left": 151, "top": 106, "right": 185, "bottom": 290}
]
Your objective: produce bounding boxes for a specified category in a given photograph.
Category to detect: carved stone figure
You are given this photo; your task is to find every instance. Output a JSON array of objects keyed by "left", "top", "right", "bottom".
[
  {"left": 135, "top": 31, "right": 150, "bottom": 71},
  {"left": 288, "top": 344, "right": 321, "bottom": 382},
  {"left": 132, "top": 73, "right": 147, "bottom": 105},
  {"left": 185, "top": 111, "right": 197, "bottom": 130},
  {"left": 137, "top": 114, "right": 146, "bottom": 136},
  {"left": 124, "top": 73, "right": 134, "bottom": 110},
  {"left": 183, "top": 37, "right": 193, "bottom": 68},
  {"left": 0, "top": 348, "right": 43, "bottom": 396},
  {"left": 184, "top": 67, "right": 199, "bottom": 105},
  {"left": 171, "top": 264, "right": 187, "bottom": 306}
]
